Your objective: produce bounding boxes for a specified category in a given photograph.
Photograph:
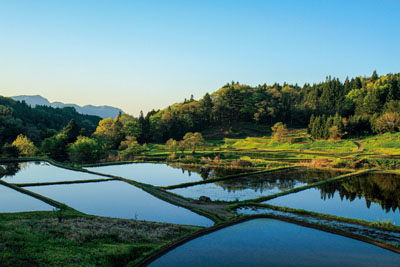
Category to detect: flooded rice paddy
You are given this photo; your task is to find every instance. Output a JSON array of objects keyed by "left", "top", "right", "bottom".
[
  {"left": 265, "top": 172, "right": 400, "bottom": 224},
  {"left": 169, "top": 168, "right": 346, "bottom": 201},
  {"left": 0, "top": 161, "right": 106, "bottom": 184},
  {"left": 0, "top": 184, "right": 54, "bottom": 212},
  {"left": 150, "top": 218, "right": 399, "bottom": 267},
  {"left": 25, "top": 180, "right": 213, "bottom": 226},
  {"left": 86, "top": 163, "right": 249, "bottom": 186}
]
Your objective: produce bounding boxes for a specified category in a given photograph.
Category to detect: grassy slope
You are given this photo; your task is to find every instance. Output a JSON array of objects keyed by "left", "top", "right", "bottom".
[{"left": 0, "top": 212, "right": 200, "bottom": 266}]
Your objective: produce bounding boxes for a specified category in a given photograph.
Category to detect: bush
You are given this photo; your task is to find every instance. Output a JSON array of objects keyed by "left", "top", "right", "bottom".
[{"left": 67, "top": 136, "right": 103, "bottom": 163}]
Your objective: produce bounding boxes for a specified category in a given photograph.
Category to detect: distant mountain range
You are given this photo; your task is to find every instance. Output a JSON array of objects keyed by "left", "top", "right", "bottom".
[{"left": 11, "top": 95, "right": 124, "bottom": 119}]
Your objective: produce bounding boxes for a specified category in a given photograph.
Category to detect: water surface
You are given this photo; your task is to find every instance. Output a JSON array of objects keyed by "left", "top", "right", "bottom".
[
  {"left": 1, "top": 161, "right": 106, "bottom": 184},
  {"left": 86, "top": 163, "right": 250, "bottom": 186},
  {"left": 266, "top": 172, "right": 400, "bottom": 224},
  {"left": 169, "top": 168, "right": 345, "bottom": 201},
  {"left": 26, "top": 180, "right": 213, "bottom": 226},
  {"left": 150, "top": 218, "right": 399, "bottom": 267},
  {"left": 0, "top": 184, "right": 54, "bottom": 212}
]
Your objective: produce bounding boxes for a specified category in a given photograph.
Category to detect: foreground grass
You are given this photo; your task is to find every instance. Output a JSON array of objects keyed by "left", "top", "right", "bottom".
[{"left": 0, "top": 212, "right": 201, "bottom": 266}]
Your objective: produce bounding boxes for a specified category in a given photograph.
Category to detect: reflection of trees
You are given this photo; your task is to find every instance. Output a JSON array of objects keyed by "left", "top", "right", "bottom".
[
  {"left": 318, "top": 173, "right": 400, "bottom": 213},
  {"left": 214, "top": 169, "right": 345, "bottom": 193},
  {"left": 0, "top": 162, "right": 21, "bottom": 178},
  {"left": 167, "top": 164, "right": 252, "bottom": 180}
]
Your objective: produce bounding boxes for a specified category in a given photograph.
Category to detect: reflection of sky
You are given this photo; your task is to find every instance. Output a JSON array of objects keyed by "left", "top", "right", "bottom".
[
  {"left": 151, "top": 218, "right": 399, "bottom": 266},
  {"left": 87, "top": 163, "right": 204, "bottom": 186},
  {"left": 0, "top": 184, "right": 54, "bottom": 212},
  {"left": 1, "top": 161, "right": 106, "bottom": 183},
  {"left": 26, "top": 181, "right": 213, "bottom": 227},
  {"left": 266, "top": 187, "right": 400, "bottom": 224}
]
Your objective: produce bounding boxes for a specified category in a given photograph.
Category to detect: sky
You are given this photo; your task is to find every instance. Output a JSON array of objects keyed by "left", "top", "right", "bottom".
[{"left": 1, "top": 0, "right": 399, "bottom": 116}]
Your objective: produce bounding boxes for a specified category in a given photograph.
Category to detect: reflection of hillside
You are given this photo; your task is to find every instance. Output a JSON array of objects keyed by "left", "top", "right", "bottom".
[
  {"left": 213, "top": 169, "right": 345, "bottom": 193},
  {"left": 167, "top": 164, "right": 252, "bottom": 179},
  {"left": 318, "top": 173, "right": 400, "bottom": 213},
  {"left": 0, "top": 162, "right": 21, "bottom": 178}
]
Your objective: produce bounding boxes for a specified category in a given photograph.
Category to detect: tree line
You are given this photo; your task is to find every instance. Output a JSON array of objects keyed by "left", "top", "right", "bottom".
[
  {"left": 125, "top": 71, "right": 400, "bottom": 142},
  {"left": 1, "top": 71, "right": 400, "bottom": 163}
]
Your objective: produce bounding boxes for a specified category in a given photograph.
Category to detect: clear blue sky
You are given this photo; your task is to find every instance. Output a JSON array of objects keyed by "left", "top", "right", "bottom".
[{"left": 1, "top": 0, "right": 399, "bottom": 115}]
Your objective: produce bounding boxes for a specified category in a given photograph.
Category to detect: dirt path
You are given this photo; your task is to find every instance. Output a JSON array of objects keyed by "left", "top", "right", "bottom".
[{"left": 353, "top": 141, "right": 364, "bottom": 152}]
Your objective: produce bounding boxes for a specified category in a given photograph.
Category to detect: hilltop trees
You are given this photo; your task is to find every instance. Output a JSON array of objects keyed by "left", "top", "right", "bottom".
[{"left": 2, "top": 70, "right": 400, "bottom": 163}]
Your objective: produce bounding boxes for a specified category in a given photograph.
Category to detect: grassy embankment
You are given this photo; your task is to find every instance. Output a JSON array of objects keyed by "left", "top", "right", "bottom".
[{"left": 0, "top": 211, "right": 200, "bottom": 266}]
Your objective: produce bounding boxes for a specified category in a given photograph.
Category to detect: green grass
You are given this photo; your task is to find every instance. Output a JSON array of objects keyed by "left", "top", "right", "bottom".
[
  {"left": 361, "top": 132, "right": 400, "bottom": 154},
  {"left": 227, "top": 137, "right": 357, "bottom": 153},
  {"left": 0, "top": 212, "right": 201, "bottom": 266}
]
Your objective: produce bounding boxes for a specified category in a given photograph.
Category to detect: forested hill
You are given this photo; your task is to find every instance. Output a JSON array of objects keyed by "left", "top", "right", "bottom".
[
  {"left": 0, "top": 96, "right": 101, "bottom": 145},
  {"left": 11, "top": 95, "right": 124, "bottom": 119},
  {"left": 1, "top": 71, "right": 399, "bottom": 153},
  {"left": 135, "top": 71, "right": 400, "bottom": 142}
]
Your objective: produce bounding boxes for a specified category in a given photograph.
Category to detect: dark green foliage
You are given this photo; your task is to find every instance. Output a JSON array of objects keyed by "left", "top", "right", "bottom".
[
  {"left": 40, "top": 134, "right": 69, "bottom": 161},
  {"left": 309, "top": 113, "right": 345, "bottom": 139},
  {"left": 1, "top": 144, "right": 19, "bottom": 158},
  {"left": 61, "top": 119, "right": 80, "bottom": 143},
  {"left": 0, "top": 96, "right": 101, "bottom": 146},
  {"left": 135, "top": 72, "right": 400, "bottom": 142}
]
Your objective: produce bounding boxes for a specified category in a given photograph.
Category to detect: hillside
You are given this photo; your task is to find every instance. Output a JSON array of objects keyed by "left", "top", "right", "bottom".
[
  {"left": 0, "top": 96, "right": 101, "bottom": 145},
  {"left": 12, "top": 95, "right": 124, "bottom": 119}
]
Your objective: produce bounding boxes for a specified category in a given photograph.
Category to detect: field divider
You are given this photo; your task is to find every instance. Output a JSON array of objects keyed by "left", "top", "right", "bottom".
[
  {"left": 162, "top": 166, "right": 301, "bottom": 190},
  {"left": 0, "top": 179, "right": 75, "bottom": 211},
  {"left": 116, "top": 177, "right": 229, "bottom": 224},
  {"left": 230, "top": 202, "right": 400, "bottom": 233},
  {"left": 14, "top": 178, "right": 116, "bottom": 188}
]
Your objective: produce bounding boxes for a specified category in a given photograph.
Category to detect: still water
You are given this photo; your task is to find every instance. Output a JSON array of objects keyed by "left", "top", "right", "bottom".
[
  {"left": 150, "top": 218, "right": 399, "bottom": 267},
  {"left": 169, "top": 168, "right": 346, "bottom": 201},
  {"left": 266, "top": 173, "right": 400, "bottom": 224},
  {"left": 86, "top": 163, "right": 250, "bottom": 186},
  {"left": 0, "top": 161, "right": 106, "bottom": 184},
  {"left": 0, "top": 184, "right": 54, "bottom": 212},
  {"left": 25, "top": 180, "right": 213, "bottom": 226}
]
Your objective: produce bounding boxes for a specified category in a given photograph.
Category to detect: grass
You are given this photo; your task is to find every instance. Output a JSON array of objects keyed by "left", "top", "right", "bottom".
[
  {"left": 360, "top": 132, "right": 400, "bottom": 154},
  {"left": 0, "top": 212, "right": 201, "bottom": 266},
  {"left": 227, "top": 136, "right": 358, "bottom": 154}
]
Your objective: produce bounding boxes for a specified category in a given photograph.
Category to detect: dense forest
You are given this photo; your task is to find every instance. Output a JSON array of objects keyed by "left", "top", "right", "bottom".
[
  {"left": 133, "top": 71, "right": 400, "bottom": 142},
  {"left": 0, "top": 96, "right": 101, "bottom": 145},
  {"left": 1, "top": 71, "right": 399, "bottom": 163}
]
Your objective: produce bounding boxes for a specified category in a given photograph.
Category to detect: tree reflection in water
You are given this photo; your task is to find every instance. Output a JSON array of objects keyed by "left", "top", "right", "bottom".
[{"left": 318, "top": 173, "right": 400, "bottom": 213}]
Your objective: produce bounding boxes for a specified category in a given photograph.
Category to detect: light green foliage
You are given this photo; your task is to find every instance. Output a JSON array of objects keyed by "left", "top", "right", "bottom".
[
  {"left": 93, "top": 117, "right": 124, "bottom": 150},
  {"left": 118, "top": 136, "right": 146, "bottom": 160},
  {"left": 67, "top": 136, "right": 103, "bottom": 163},
  {"left": 166, "top": 138, "right": 178, "bottom": 153},
  {"left": 183, "top": 132, "right": 205, "bottom": 154},
  {"left": 271, "top": 122, "right": 288, "bottom": 142},
  {"left": 11, "top": 134, "right": 38, "bottom": 156}
]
